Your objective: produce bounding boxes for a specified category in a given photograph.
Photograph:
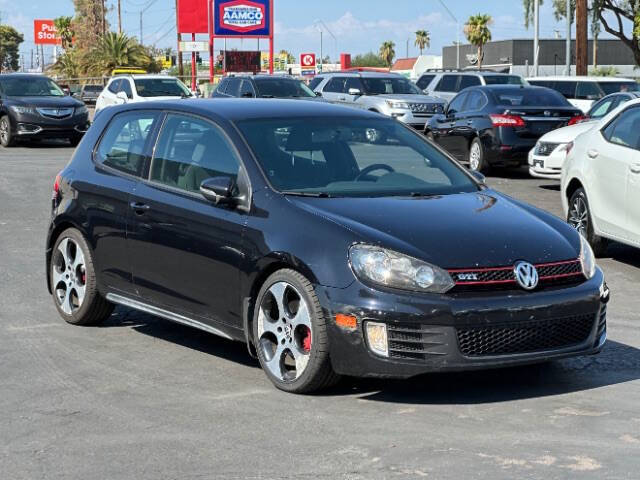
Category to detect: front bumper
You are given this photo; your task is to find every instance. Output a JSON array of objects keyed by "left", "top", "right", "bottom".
[
  {"left": 317, "top": 268, "right": 608, "bottom": 378},
  {"left": 11, "top": 111, "right": 90, "bottom": 139},
  {"left": 528, "top": 148, "right": 565, "bottom": 179}
]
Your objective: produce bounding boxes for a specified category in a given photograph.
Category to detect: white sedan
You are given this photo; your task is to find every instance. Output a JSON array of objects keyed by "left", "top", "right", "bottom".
[
  {"left": 529, "top": 92, "right": 640, "bottom": 179},
  {"left": 562, "top": 98, "right": 640, "bottom": 255}
]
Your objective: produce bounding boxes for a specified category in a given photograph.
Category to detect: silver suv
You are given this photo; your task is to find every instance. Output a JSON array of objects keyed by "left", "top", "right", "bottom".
[
  {"left": 310, "top": 71, "right": 445, "bottom": 130},
  {"left": 418, "top": 70, "right": 526, "bottom": 103}
]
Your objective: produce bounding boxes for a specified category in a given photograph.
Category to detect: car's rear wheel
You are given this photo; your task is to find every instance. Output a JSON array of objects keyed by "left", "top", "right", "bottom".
[
  {"left": 468, "top": 137, "right": 488, "bottom": 173},
  {"left": 50, "top": 228, "right": 114, "bottom": 325},
  {"left": 567, "top": 188, "right": 608, "bottom": 256},
  {"left": 253, "top": 269, "right": 339, "bottom": 393},
  {"left": 0, "top": 116, "right": 16, "bottom": 147}
]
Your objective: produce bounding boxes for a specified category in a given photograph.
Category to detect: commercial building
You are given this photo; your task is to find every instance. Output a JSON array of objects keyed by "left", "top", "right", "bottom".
[{"left": 391, "top": 55, "right": 443, "bottom": 79}]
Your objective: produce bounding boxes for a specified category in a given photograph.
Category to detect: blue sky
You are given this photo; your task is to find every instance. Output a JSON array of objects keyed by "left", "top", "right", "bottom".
[{"left": 1, "top": 0, "right": 626, "bottom": 63}]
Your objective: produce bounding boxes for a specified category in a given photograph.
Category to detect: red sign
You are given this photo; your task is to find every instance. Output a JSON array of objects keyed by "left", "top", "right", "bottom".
[
  {"left": 300, "top": 53, "right": 316, "bottom": 68},
  {"left": 177, "top": 0, "right": 209, "bottom": 34},
  {"left": 34, "top": 20, "right": 61, "bottom": 45}
]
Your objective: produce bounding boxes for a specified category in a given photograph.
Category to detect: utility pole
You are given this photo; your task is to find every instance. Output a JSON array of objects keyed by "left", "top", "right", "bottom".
[
  {"left": 118, "top": 0, "right": 122, "bottom": 34},
  {"left": 576, "top": 0, "right": 587, "bottom": 75},
  {"left": 438, "top": 0, "right": 459, "bottom": 69},
  {"left": 101, "top": 0, "right": 106, "bottom": 37},
  {"left": 565, "top": 0, "right": 571, "bottom": 75},
  {"left": 175, "top": 0, "right": 183, "bottom": 78},
  {"left": 533, "top": 0, "right": 539, "bottom": 76}
]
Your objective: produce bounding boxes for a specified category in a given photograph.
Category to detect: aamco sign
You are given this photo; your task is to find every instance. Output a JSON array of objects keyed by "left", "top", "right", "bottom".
[
  {"left": 34, "top": 19, "right": 61, "bottom": 45},
  {"left": 214, "top": 0, "right": 271, "bottom": 36}
]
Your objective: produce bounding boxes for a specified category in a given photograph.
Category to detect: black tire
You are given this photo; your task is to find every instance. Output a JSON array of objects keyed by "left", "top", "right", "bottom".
[
  {"left": 50, "top": 228, "right": 114, "bottom": 325},
  {"left": 253, "top": 269, "right": 340, "bottom": 393},
  {"left": 567, "top": 188, "right": 608, "bottom": 256},
  {"left": 0, "top": 115, "right": 16, "bottom": 147},
  {"left": 69, "top": 135, "right": 83, "bottom": 147},
  {"left": 468, "top": 137, "right": 489, "bottom": 173}
]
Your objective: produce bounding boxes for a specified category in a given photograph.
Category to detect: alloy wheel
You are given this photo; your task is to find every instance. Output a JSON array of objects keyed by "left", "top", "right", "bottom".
[
  {"left": 0, "top": 118, "right": 9, "bottom": 144},
  {"left": 568, "top": 195, "right": 589, "bottom": 237},
  {"left": 257, "top": 281, "right": 313, "bottom": 382},
  {"left": 469, "top": 142, "right": 481, "bottom": 171},
  {"left": 51, "top": 237, "right": 87, "bottom": 315}
]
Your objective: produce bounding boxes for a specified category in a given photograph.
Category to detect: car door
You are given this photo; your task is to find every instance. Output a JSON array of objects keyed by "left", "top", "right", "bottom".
[
  {"left": 321, "top": 77, "right": 347, "bottom": 103},
  {"left": 432, "top": 74, "right": 459, "bottom": 103},
  {"left": 589, "top": 105, "right": 640, "bottom": 239},
  {"left": 127, "top": 112, "right": 247, "bottom": 328},
  {"left": 431, "top": 91, "right": 468, "bottom": 157},
  {"left": 90, "top": 110, "right": 162, "bottom": 294},
  {"left": 451, "top": 89, "right": 486, "bottom": 158},
  {"left": 344, "top": 77, "right": 365, "bottom": 107}
]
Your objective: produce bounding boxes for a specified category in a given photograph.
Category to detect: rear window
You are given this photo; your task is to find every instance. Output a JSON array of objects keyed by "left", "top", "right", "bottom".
[
  {"left": 483, "top": 75, "right": 524, "bottom": 85},
  {"left": 598, "top": 81, "right": 639, "bottom": 95},
  {"left": 493, "top": 88, "right": 569, "bottom": 107}
]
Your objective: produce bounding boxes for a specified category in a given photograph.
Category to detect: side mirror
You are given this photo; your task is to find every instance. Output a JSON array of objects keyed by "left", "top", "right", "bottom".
[
  {"left": 200, "top": 176, "right": 236, "bottom": 205},
  {"left": 348, "top": 88, "right": 362, "bottom": 96},
  {"left": 241, "top": 91, "right": 255, "bottom": 98},
  {"left": 115, "top": 91, "right": 128, "bottom": 104},
  {"left": 469, "top": 170, "right": 486, "bottom": 184}
]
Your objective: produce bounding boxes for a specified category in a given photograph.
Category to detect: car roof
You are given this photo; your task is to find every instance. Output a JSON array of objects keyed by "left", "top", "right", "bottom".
[
  {"left": 228, "top": 74, "right": 297, "bottom": 81},
  {"left": 318, "top": 71, "right": 403, "bottom": 78},
  {"left": 527, "top": 76, "right": 636, "bottom": 82},
  {"left": 0, "top": 73, "right": 51, "bottom": 80}
]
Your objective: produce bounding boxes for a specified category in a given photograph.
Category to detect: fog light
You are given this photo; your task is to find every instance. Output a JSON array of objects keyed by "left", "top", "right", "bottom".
[{"left": 365, "top": 321, "right": 388, "bottom": 357}]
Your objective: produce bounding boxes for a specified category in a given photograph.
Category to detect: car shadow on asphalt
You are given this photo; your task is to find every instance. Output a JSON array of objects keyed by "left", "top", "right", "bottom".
[
  {"left": 485, "top": 167, "right": 532, "bottom": 180},
  {"left": 328, "top": 340, "right": 640, "bottom": 404},
  {"left": 16, "top": 140, "right": 73, "bottom": 149},
  {"left": 602, "top": 243, "right": 640, "bottom": 269},
  {"left": 538, "top": 184, "right": 560, "bottom": 191}
]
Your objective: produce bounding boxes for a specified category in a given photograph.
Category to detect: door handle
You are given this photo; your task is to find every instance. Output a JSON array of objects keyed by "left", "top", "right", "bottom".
[
  {"left": 339, "top": 96, "right": 346, "bottom": 101},
  {"left": 587, "top": 149, "right": 599, "bottom": 159},
  {"left": 129, "top": 202, "right": 150, "bottom": 214},
  {"left": 630, "top": 163, "right": 640, "bottom": 174}
]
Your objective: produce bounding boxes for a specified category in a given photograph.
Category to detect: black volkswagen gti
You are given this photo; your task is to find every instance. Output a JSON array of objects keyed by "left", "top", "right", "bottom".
[
  {"left": 425, "top": 85, "right": 584, "bottom": 173},
  {"left": 46, "top": 99, "right": 609, "bottom": 393},
  {"left": 0, "top": 74, "right": 90, "bottom": 147}
]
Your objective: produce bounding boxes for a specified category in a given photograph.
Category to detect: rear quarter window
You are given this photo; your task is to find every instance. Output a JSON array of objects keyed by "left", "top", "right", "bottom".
[{"left": 436, "top": 75, "right": 459, "bottom": 92}]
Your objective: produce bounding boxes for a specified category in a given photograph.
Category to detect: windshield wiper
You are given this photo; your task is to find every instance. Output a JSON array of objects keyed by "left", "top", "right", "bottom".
[
  {"left": 282, "top": 191, "right": 331, "bottom": 198},
  {"left": 409, "top": 192, "right": 438, "bottom": 198},
  {"left": 260, "top": 94, "right": 275, "bottom": 98}
]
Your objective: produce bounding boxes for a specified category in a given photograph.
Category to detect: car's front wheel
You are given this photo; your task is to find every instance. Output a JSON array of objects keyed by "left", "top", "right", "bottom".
[
  {"left": 567, "top": 188, "right": 608, "bottom": 256},
  {"left": 0, "top": 116, "right": 16, "bottom": 147},
  {"left": 50, "top": 228, "right": 114, "bottom": 325},
  {"left": 253, "top": 269, "right": 339, "bottom": 393}
]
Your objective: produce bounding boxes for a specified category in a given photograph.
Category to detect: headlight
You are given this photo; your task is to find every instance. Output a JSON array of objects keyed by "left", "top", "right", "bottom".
[
  {"left": 75, "top": 105, "right": 89, "bottom": 115},
  {"left": 579, "top": 235, "right": 596, "bottom": 279},
  {"left": 10, "top": 106, "right": 36, "bottom": 115},
  {"left": 349, "top": 244, "right": 455, "bottom": 293},
  {"left": 385, "top": 100, "right": 410, "bottom": 110}
]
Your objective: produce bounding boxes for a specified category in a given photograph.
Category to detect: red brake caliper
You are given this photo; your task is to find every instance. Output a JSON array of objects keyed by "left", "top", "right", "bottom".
[{"left": 302, "top": 327, "right": 312, "bottom": 352}]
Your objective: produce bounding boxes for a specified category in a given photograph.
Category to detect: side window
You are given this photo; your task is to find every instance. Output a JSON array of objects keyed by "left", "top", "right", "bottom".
[
  {"left": 416, "top": 74, "right": 435, "bottom": 90},
  {"left": 239, "top": 80, "right": 255, "bottom": 97},
  {"left": 575, "top": 81, "right": 602, "bottom": 100},
  {"left": 226, "top": 78, "right": 242, "bottom": 97},
  {"left": 459, "top": 75, "right": 481, "bottom": 90},
  {"left": 588, "top": 97, "right": 615, "bottom": 118},
  {"left": 345, "top": 77, "right": 364, "bottom": 93},
  {"left": 552, "top": 81, "right": 578, "bottom": 99},
  {"left": 324, "top": 77, "right": 346, "bottom": 93},
  {"left": 447, "top": 92, "right": 468, "bottom": 115},
  {"left": 95, "top": 111, "right": 160, "bottom": 176},
  {"left": 602, "top": 106, "right": 640, "bottom": 150},
  {"left": 216, "top": 78, "right": 229, "bottom": 94},
  {"left": 464, "top": 90, "right": 486, "bottom": 111},
  {"left": 436, "top": 75, "right": 459, "bottom": 92},
  {"left": 120, "top": 79, "right": 133, "bottom": 99},
  {"left": 308, "top": 77, "right": 324, "bottom": 91},
  {"left": 150, "top": 114, "right": 241, "bottom": 193},
  {"left": 107, "top": 79, "right": 121, "bottom": 94}
]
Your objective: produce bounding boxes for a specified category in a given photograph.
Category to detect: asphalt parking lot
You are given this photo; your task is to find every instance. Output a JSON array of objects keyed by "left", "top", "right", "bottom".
[{"left": 1, "top": 141, "right": 639, "bottom": 480}]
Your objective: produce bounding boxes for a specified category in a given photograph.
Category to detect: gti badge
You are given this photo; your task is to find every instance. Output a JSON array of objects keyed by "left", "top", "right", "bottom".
[
  {"left": 457, "top": 273, "right": 478, "bottom": 281},
  {"left": 514, "top": 261, "right": 539, "bottom": 290}
]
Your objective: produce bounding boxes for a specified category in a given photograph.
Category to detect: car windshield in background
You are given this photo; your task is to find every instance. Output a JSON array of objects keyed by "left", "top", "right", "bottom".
[
  {"left": 255, "top": 79, "right": 316, "bottom": 98},
  {"left": 598, "top": 81, "right": 639, "bottom": 95},
  {"left": 83, "top": 85, "right": 103, "bottom": 92},
  {"left": 236, "top": 117, "right": 478, "bottom": 197},
  {"left": 134, "top": 78, "right": 191, "bottom": 97},
  {"left": 0, "top": 77, "right": 64, "bottom": 97},
  {"left": 483, "top": 75, "right": 525, "bottom": 85},
  {"left": 361, "top": 77, "right": 423, "bottom": 95},
  {"left": 493, "top": 88, "right": 568, "bottom": 107}
]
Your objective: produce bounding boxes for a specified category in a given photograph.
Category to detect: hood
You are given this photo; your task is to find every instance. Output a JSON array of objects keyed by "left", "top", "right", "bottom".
[
  {"left": 287, "top": 190, "right": 579, "bottom": 269},
  {"left": 137, "top": 95, "right": 187, "bottom": 102},
  {"left": 9, "top": 96, "right": 83, "bottom": 108},
  {"left": 376, "top": 93, "right": 444, "bottom": 103},
  {"left": 538, "top": 121, "right": 598, "bottom": 143}
]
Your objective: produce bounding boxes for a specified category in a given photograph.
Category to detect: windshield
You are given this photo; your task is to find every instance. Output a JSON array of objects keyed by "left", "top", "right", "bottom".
[
  {"left": 133, "top": 78, "right": 191, "bottom": 97},
  {"left": 0, "top": 77, "right": 64, "bottom": 97},
  {"left": 237, "top": 117, "right": 478, "bottom": 197},
  {"left": 493, "top": 88, "right": 569, "bottom": 107},
  {"left": 361, "top": 77, "right": 423, "bottom": 95},
  {"left": 255, "top": 79, "right": 316, "bottom": 98},
  {"left": 483, "top": 75, "right": 525, "bottom": 85},
  {"left": 598, "top": 81, "right": 639, "bottom": 95},
  {"left": 83, "top": 85, "right": 103, "bottom": 92}
]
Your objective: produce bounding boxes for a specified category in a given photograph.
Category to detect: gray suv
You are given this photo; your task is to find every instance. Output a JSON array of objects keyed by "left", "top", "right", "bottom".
[
  {"left": 418, "top": 70, "right": 526, "bottom": 103},
  {"left": 310, "top": 71, "right": 445, "bottom": 130}
]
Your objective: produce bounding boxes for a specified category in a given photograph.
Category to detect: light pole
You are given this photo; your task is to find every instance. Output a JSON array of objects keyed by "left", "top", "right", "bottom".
[
  {"left": 314, "top": 20, "right": 337, "bottom": 69},
  {"left": 565, "top": 0, "right": 571, "bottom": 75},
  {"left": 438, "top": 0, "right": 459, "bottom": 69},
  {"left": 533, "top": 0, "right": 540, "bottom": 76}
]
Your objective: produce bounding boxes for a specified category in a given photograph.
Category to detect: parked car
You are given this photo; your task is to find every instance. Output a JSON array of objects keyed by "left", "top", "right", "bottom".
[
  {"left": 562, "top": 98, "right": 640, "bottom": 255},
  {"left": 529, "top": 91, "right": 640, "bottom": 179},
  {"left": 47, "top": 98, "right": 608, "bottom": 393},
  {"left": 310, "top": 71, "right": 445, "bottom": 130},
  {"left": 95, "top": 75, "right": 192, "bottom": 112},
  {"left": 425, "top": 85, "right": 583, "bottom": 172},
  {"left": 211, "top": 74, "right": 320, "bottom": 100},
  {"left": 0, "top": 74, "right": 90, "bottom": 147},
  {"left": 77, "top": 84, "right": 103, "bottom": 104},
  {"left": 419, "top": 70, "right": 526, "bottom": 103},
  {"left": 527, "top": 76, "right": 639, "bottom": 113}
]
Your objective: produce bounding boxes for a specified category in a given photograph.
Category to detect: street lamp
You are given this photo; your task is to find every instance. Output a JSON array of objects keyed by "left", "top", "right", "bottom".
[
  {"left": 437, "top": 0, "right": 459, "bottom": 69},
  {"left": 314, "top": 19, "right": 337, "bottom": 71}
]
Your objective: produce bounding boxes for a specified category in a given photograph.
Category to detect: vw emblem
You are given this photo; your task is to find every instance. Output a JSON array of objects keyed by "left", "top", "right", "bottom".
[{"left": 514, "top": 261, "right": 539, "bottom": 290}]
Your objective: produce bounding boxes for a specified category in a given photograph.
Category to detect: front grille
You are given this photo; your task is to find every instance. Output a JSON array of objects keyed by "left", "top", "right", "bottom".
[
  {"left": 448, "top": 259, "right": 584, "bottom": 292},
  {"left": 534, "top": 142, "right": 561, "bottom": 156},
  {"left": 409, "top": 103, "right": 442, "bottom": 114},
  {"left": 36, "top": 107, "right": 74, "bottom": 119},
  {"left": 456, "top": 313, "right": 596, "bottom": 357},
  {"left": 387, "top": 323, "right": 447, "bottom": 361}
]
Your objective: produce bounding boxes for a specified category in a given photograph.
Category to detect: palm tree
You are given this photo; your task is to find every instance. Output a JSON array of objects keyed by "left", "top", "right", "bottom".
[
  {"left": 414, "top": 30, "right": 430, "bottom": 55},
  {"left": 50, "top": 49, "right": 81, "bottom": 78},
  {"left": 90, "top": 32, "right": 151, "bottom": 75},
  {"left": 379, "top": 41, "right": 396, "bottom": 68},
  {"left": 464, "top": 14, "right": 492, "bottom": 70},
  {"left": 53, "top": 16, "right": 74, "bottom": 50}
]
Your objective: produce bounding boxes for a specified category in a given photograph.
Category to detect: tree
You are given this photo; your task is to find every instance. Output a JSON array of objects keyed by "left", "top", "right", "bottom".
[
  {"left": 54, "top": 16, "right": 75, "bottom": 50},
  {"left": 351, "top": 52, "right": 387, "bottom": 68},
  {"left": 593, "top": 0, "right": 640, "bottom": 67},
  {"left": 523, "top": 0, "right": 576, "bottom": 28},
  {"left": 414, "top": 30, "right": 430, "bottom": 55},
  {"left": 50, "top": 49, "right": 82, "bottom": 78},
  {"left": 464, "top": 14, "right": 492, "bottom": 70},
  {"left": 89, "top": 32, "right": 151, "bottom": 75},
  {"left": 72, "top": 0, "right": 109, "bottom": 51},
  {"left": 0, "top": 25, "right": 24, "bottom": 73},
  {"left": 379, "top": 41, "right": 396, "bottom": 67},
  {"left": 278, "top": 49, "right": 295, "bottom": 63}
]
